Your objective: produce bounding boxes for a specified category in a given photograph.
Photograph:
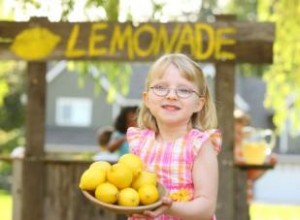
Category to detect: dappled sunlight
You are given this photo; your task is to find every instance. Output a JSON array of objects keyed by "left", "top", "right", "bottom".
[
  {"left": 250, "top": 203, "right": 300, "bottom": 220},
  {"left": 0, "top": 190, "right": 12, "bottom": 220}
]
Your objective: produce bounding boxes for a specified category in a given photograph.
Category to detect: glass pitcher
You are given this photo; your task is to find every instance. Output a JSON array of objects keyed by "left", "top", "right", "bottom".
[{"left": 241, "top": 127, "right": 276, "bottom": 165}]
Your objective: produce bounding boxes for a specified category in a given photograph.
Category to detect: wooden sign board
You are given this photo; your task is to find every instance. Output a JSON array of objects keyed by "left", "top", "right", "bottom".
[{"left": 0, "top": 18, "right": 274, "bottom": 63}]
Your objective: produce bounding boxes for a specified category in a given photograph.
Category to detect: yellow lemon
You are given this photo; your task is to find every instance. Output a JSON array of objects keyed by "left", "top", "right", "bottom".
[
  {"left": 138, "top": 185, "right": 159, "bottom": 205},
  {"left": 107, "top": 163, "right": 133, "bottom": 189},
  {"left": 95, "top": 182, "right": 119, "bottom": 204},
  {"left": 132, "top": 171, "right": 157, "bottom": 190},
  {"left": 118, "top": 188, "right": 140, "bottom": 207},
  {"left": 118, "top": 153, "right": 144, "bottom": 178},
  {"left": 89, "top": 161, "right": 111, "bottom": 173},
  {"left": 79, "top": 168, "right": 106, "bottom": 191}
]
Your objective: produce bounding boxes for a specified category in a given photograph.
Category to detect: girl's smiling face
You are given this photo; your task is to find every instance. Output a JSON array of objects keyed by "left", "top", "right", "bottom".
[{"left": 143, "top": 64, "right": 205, "bottom": 129}]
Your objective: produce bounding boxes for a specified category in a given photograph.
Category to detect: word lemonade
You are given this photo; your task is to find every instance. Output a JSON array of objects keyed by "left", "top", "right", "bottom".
[
  {"left": 79, "top": 153, "right": 159, "bottom": 207},
  {"left": 65, "top": 22, "right": 236, "bottom": 60}
]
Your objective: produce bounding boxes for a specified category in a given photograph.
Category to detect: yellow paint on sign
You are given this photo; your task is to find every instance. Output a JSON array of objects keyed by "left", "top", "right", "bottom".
[
  {"left": 65, "top": 24, "right": 85, "bottom": 57},
  {"left": 89, "top": 23, "right": 108, "bottom": 56},
  {"left": 10, "top": 27, "right": 60, "bottom": 60},
  {"left": 109, "top": 24, "right": 134, "bottom": 59},
  {"left": 65, "top": 22, "right": 236, "bottom": 60},
  {"left": 10, "top": 22, "right": 236, "bottom": 61}
]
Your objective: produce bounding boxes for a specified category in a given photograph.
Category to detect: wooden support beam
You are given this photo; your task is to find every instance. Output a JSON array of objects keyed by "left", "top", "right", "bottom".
[
  {"left": 215, "top": 62, "right": 236, "bottom": 220},
  {"left": 214, "top": 63, "right": 250, "bottom": 219},
  {"left": 214, "top": 14, "right": 250, "bottom": 220},
  {"left": 21, "top": 62, "right": 46, "bottom": 220}
]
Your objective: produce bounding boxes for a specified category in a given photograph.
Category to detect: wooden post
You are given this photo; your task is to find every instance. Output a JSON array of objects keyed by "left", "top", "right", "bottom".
[
  {"left": 12, "top": 159, "right": 23, "bottom": 220},
  {"left": 215, "top": 61, "right": 236, "bottom": 220},
  {"left": 214, "top": 14, "right": 249, "bottom": 220},
  {"left": 235, "top": 169, "right": 250, "bottom": 220},
  {"left": 21, "top": 62, "right": 46, "bottom": 220}
]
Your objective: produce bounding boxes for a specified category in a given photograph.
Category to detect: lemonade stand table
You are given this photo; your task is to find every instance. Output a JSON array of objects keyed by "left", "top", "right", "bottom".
[
  {"left": 236, "top": 164, "right": 275, "bottom": 170},
  {"left": 9, "top": 156, "right": 121, "bottom": 220},
  {"left": 1, "top": 156, "right": 121, "bottom": 220}
]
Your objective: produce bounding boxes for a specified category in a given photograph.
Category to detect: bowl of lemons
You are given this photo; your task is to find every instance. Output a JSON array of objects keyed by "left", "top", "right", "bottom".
[{"left": 79, "top": 153, "right": 167, "bottom": 215}]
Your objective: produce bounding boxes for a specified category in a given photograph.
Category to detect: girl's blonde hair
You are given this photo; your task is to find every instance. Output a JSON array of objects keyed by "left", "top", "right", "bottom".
[{"left": 138, "top": 53, "right": 218, "bottom": 132}]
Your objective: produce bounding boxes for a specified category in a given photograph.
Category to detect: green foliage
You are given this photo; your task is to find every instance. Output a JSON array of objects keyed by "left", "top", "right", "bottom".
[
  {"left": 0, "top": 91, "right": 25, "bottom": 130},
  {"left": 0, "top": 129, "right": 23, "bottom": 191},
  {"left": 0, "top": 76, "right": 8, "bottom": 107},
  {"left": 0, "top": 161, "right": 12, "bottom": 190},
  {"left": 0, "top": 129, "right": 24, "bottom": 155},
  {"left": 224, "top": 0, "right": 300, "bottom": 134},
  {"left": 224, "top": 0, "right": 258, "bottom": 21},
  {"left": 0, "top": 61, "right": 25, "bottom": 184},
  {"left": 0, "top": 61, "right": 26, "bottom": 131},
  {"left": 68, "top": 61, "right": 132, "bottom": 103},
  {"left": 86, "top": 0, "right": 119, "bottom": 21},
  {"left": 257, "top": 0, "right": 300, "bottom": 134},
  {"left": 238, "top": 64, "right": 269, "bottom": 78}
]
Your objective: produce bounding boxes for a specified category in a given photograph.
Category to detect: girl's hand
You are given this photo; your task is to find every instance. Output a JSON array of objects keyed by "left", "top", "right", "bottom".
[{"left": 131, "top": 197, "right": 173, "bottom": 219}]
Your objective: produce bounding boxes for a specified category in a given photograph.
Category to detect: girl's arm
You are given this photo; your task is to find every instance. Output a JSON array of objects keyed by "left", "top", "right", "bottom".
[{"left": 134, "top": 141, "right": 219, "bottom": 220}]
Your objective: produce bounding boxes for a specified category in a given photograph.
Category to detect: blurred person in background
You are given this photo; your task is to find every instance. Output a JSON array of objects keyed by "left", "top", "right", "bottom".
[
  {"left": 93, "top": 126, "right": 119, "bottom": 161},
  {"left": 234, "top": 109, "right": 277, "bottom": 203},
  {"left": 107, "top": 106, "right": 138, "bottom": 157}
]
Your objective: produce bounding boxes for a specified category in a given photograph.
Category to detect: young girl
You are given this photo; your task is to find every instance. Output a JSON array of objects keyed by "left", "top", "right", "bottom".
[{"left": 127, "top": 53, "right": 221, "bottom": 220}]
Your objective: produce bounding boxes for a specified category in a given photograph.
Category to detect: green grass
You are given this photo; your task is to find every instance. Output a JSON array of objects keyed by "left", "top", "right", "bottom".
[
  {"left": 0, "top": 190, "right": 12, "bottom": 220},
  {"left": 0, "top": 190, "right": 299, "bottom": 220},
  {"left": 250, "top": 203, "right": 300, "bottom": 220}
]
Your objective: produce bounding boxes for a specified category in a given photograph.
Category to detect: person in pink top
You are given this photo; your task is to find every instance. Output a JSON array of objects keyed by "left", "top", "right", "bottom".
[{"left": 127, "top": 53, "right": 222, "bottom": 220}]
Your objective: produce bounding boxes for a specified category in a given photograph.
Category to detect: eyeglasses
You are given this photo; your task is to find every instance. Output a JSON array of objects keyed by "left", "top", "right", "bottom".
[{"left": 149, "top": 85, "right": 201, "bottom": 99}]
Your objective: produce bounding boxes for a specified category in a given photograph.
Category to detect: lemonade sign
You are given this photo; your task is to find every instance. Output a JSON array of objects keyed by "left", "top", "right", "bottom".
[
  {"left": 8, "top": 22, "right": 235, "bottom": 61},
  {"left": 0, "top": 19, "right": 274, "bottom": 62}
]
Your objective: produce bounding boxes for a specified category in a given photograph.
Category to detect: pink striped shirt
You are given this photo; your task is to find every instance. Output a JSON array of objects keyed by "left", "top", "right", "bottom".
[{"left": 127, "top": 127, "right": 221, "bottom": 220}]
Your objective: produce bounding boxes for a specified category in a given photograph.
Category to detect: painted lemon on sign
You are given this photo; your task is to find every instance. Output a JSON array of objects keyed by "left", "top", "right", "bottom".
[{"left": 10, "top": 27, "right": 60, "bottom": 60}]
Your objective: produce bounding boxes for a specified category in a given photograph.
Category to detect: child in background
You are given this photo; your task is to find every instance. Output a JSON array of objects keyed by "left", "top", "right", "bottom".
[
  {"left": 127, "top": 53, "right": 222, "bottom": 220},
  {"left": 234, "top": 110, "right": 250, "bottom": 164},
  {"left": 107, "top": 106, "right": 138, "bottom": 157},
  {"left": 234, "top": 109, "right": 277, "bottom": 203},
  {"left": 93, "top": 126, "right": 119, "bottom": 162},
  {"left": 97, "top": 127, "right": 114, "bottom": 150}
]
